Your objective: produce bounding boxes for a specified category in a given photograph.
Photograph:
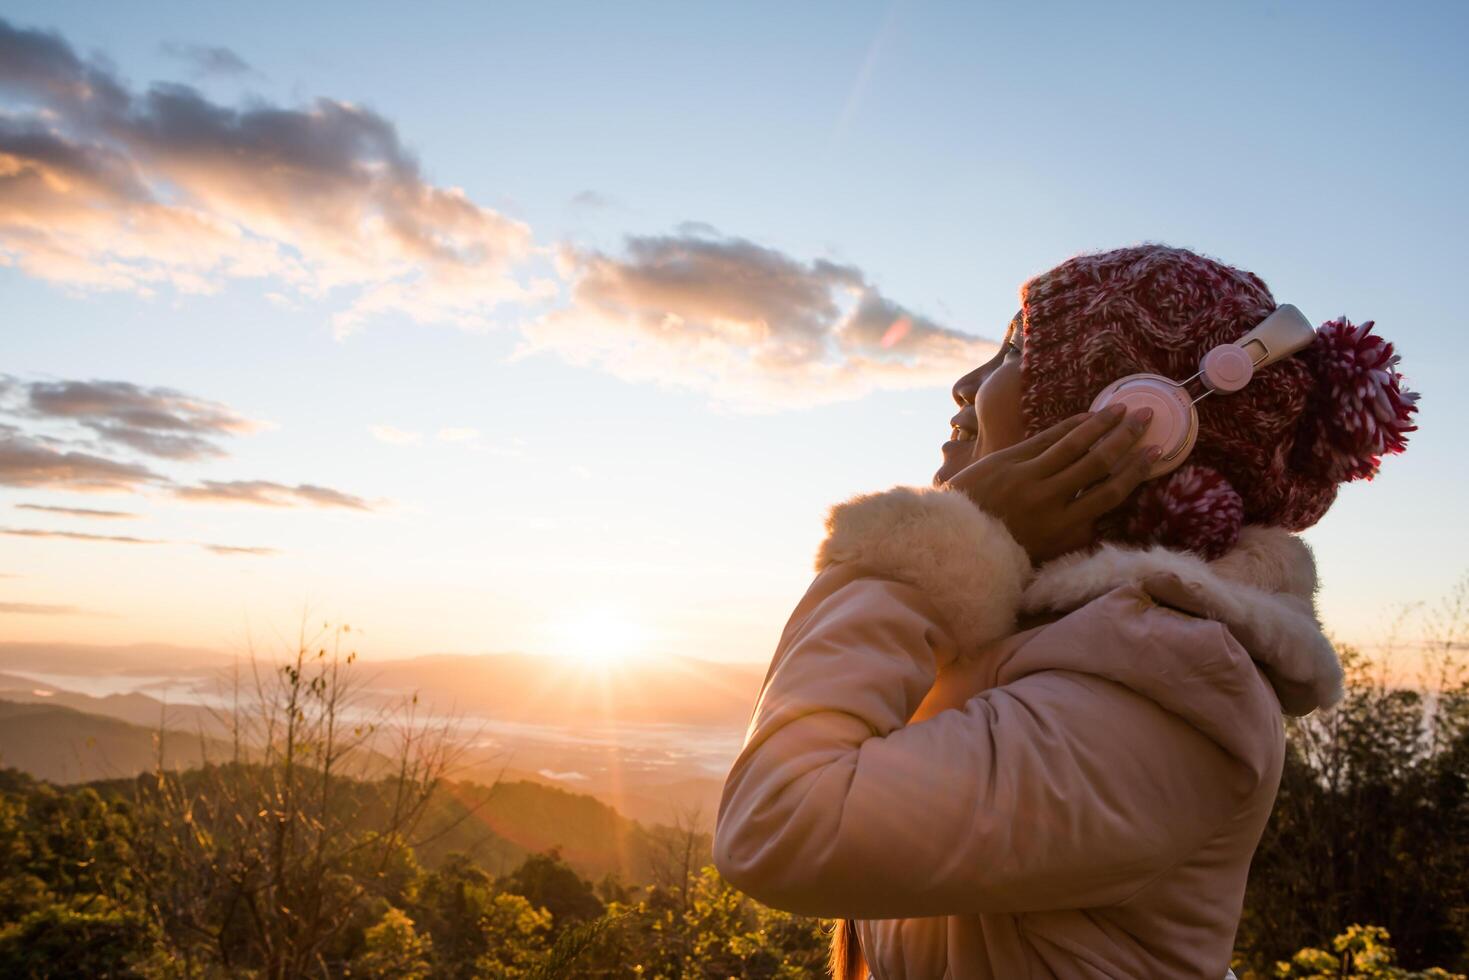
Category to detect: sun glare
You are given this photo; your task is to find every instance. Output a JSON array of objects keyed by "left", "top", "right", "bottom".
[{"left": 549, "top": 605, "right": 650, "bottom": 667}]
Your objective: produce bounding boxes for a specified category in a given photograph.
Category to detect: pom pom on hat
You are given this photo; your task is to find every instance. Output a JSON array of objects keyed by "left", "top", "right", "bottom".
[
  {"left": 1297, "top": 317, "right": 1419, "bottom": 482},
  {"left": 1123, "top": 464, "right": 1244, "bottom": 561}
]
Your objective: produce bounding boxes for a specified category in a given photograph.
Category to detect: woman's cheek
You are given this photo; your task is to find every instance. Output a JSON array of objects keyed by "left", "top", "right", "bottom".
[{"left": 977, "top": 363, "right": 1026, "bottom": 457}]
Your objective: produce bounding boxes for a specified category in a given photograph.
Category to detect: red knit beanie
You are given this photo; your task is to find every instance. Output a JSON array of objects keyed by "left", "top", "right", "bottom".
[{"left": 1019, "top": 244, "right": 1419, "bottom": 560}]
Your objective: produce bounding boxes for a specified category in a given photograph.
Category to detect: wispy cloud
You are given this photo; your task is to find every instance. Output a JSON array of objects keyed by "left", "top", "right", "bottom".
[
  {"left": 1, "top": 374, "right": 372, "bottom": 510},
  {"left": 158, "top": 41, "right": 257, "bottom": 79},
  {"left": 518, "top": 227, "right": 993, "bottom": 410},
  {"left": 18, "top": 377, "right": 260, "bottom": 460},
  {"left": 15, "top": 503, "right": 138, "bottom": 519},
  {"left": 200, "top": 543, "right": 279, "bottom": 557},
  {"left": 369, "top": 425, "right": 421, "bottom": 446},
  {"left": 0, "top": 17, "right": 553, "bottom": 332},
  {"left": 173, "top": 480, "right": 373, "bottom": 510},
  {"left": 2, "top": 525, "right": 278, "bottom": 557},
  {"left": 0, "top": 432, "right": 164, "bottom": 491},
  {"left": 0, "top": 601, "right": 93, "bottom": 615},
  {"left": 371, "top": 425, "right": 485, "bottom": 446},
  {"left": 1, "top": 526, "right": 164, "bottom": 544},
  {"left": 569, "top": 190, "right": 610, "bottom": 209}
]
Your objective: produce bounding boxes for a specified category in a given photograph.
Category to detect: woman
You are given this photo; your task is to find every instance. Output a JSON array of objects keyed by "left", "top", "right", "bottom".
[{"left": 712, "top": 245, "right": 1418, "bottom": 979}]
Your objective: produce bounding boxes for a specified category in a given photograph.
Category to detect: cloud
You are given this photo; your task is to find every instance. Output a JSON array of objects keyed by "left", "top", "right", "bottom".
[
  {"left": 1, "top": 524, "right": 277, "bottom": 557},
  {"left": 158, "top": 42, "right": 256, "bottom": 79},
  {"left": 436, "top": 427, "right": 478, "bottom": 443},
  {"left": 1, "top": 526, "right": 163, "bottom": 544},
  {"left": 0, "top": 601, "right": 91, "bottom": 615},
  {"left": 1, "top": 375, "right": 372, "bottom": 510},
  {"left": 174, "top": 480, "right": 372, "bottom": 510},
  {"left": 15, "top": 503, "right": 138, "bottom": 519},
  {"left": 369, "top": 424, "right": 421, "bottom": 446},
  {"left": 200, "top": 543, "right": 279, "bottom": 557},
  {"left": 517, "top": 227, "right": 995, "bottom": 410},
  {"left": 0, "top": 432, "right": 163, "bottom": 491},
  {"left": 0, "top": 17, "right": 552, "bottom": 331},
  {"left": 18, "top": 377, "right": 259, "bottom": 459},
  {"left": 569, "top": 190, "right": 610, "bottom": 209}
]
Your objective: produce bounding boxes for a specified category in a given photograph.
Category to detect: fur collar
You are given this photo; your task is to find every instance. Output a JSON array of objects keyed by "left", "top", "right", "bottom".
[
  {"left": 1023, "top": 526, "right": 1343, "bottom": 714},
  {"left": 817, "top": 486, "right": 1033, "bottom": 658},
  {"left": 817, "top": 486, "right": 1343, "bottom": 716}
]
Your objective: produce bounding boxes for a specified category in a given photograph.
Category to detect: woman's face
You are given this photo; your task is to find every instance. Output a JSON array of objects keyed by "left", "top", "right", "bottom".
[{"left": 933, "top": 313, "right": 1027, "bottom": 487}]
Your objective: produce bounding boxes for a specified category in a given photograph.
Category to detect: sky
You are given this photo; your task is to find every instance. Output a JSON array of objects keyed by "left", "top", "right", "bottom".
[{"left": 1, "top": 0, "right": 1465, "bottom": 668}]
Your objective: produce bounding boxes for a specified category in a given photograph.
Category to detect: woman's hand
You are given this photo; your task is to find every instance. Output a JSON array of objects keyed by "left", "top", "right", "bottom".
[{"left": 941, "top": 405, "right": 1159, "bottom": 564}]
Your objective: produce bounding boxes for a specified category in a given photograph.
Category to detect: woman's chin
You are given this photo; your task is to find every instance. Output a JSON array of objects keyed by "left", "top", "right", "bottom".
[{"left": 934, "top": 439, "right": 979, "bottom": 485}]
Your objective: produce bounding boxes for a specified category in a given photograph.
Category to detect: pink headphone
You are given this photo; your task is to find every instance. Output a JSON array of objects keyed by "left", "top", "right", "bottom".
[{"left": 1089, "top": 304, "right": 1319, "bottom": 478}]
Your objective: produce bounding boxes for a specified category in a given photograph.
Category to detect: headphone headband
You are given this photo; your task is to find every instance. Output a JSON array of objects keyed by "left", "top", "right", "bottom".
[{"left": 1234, "top": 304, "right": 1318, "bottom": 370}]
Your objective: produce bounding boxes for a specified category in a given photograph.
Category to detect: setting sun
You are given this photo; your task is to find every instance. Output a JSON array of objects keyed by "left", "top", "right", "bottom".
[{"left": 548, "top": 605, "right": 651, "bottom": 667}]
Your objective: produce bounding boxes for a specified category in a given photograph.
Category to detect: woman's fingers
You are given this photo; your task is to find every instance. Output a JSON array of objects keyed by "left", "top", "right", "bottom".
[
  {"left": 992, "top": 412, "right": 1092, "bottom": 463},
  {"left": 1026, "top": 405, "right": 1128, "bottom": 475},
  {"left": 1067, "top": 443, "right": 1159, "bottom": 522},
  {"left": 1052, "top": 407, "right": 1153, "bottom": 491}
]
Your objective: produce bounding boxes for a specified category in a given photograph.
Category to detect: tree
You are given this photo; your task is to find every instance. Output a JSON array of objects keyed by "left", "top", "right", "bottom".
[
  {"left": 0, "top": 898, "right": 155, "bottom": 979},
  {"left": 472, "top": 892, "right": 552, "bottom": 978},
  {"left": 352, "top": 907, "right": 433, "bottom": 979},
  {"left": 1270, "top": 924, "right": 1466, "bottom": 979},
  {"left": 499, "top": 848, "right": 604, "bottom": 934},
  {"left": 576, "top": 866, "right": 827, "bottom": 979},
  {"left": 413, "top": 854, "right": 500, "bottom": 977},
  {"left": 1238, "top": 578, "right": 1469, "bottom": 973},
  {"left": 130, "top": 622, "right": 466, "bottom": 978}
]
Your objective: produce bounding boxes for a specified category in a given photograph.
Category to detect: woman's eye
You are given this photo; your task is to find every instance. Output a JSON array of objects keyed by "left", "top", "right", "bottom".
[{"left": 1005, "top": 341, "right": 1022, "bottom": 358}]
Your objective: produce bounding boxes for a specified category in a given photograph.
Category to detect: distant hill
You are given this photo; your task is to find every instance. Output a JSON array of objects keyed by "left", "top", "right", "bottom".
[
  {"left": 0, "top": 699, "right": 233, "bottom": 782},
  {"left": 0, "top": 671, "right": 53, "bottom": 690},
  {"left": 0, "top": 682, "right": 224, "bottom": 734}
]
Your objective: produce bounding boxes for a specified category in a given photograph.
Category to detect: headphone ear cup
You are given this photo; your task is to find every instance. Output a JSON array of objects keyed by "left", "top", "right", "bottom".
[{"left": 1089, "top": 375, "right": 1198, "bottom": 478}]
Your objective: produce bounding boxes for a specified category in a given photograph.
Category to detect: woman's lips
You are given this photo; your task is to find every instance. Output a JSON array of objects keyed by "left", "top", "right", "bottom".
[
  {"left": 944, "top": 424, "right": 978, "bottom": 450},
  {"left": 942, "top": 435, "right": 978, "bottom": 455}
]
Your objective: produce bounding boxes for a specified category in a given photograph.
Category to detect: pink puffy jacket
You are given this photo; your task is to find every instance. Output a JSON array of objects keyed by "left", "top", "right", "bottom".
[{"left": 714, "top": 486, "right": 1343, "bottom": 979}]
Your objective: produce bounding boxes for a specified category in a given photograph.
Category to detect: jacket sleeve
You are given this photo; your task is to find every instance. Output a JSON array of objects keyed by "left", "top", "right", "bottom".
[{"left": 712, "top": 486, "right": 1248, "bottom": 919}]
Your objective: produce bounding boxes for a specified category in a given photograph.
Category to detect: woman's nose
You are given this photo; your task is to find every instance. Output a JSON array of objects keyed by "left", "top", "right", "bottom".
[{"left": 952, "top": 364, "right": 985, "bottom": 407}]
